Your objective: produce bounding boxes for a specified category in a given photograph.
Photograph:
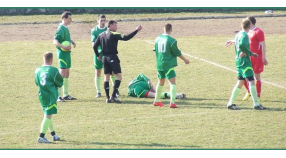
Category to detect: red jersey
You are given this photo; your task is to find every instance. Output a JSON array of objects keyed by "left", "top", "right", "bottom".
[{"left": 248, "top": 27, "right": 265, "bottom": 54}]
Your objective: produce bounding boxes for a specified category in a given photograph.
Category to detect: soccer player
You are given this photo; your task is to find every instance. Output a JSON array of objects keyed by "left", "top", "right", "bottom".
[
  {"left": 53, "top": 11, "right": 77, "bottom": 102},
  {"left": 153, "top": 23, "right": 190, "bottom": 108},
  {"left": 93, "top": 20, "right": 142, "bottom": 103},
  {"left": 128, "top": 73, "right": 186, "bottom": 99},
  {"left": 35, "top": 52, "right": 63, "bottom": 143},
  {"left": 91, "top": 14, "right": 118, "bottom": 98},
  {"left": 225, "top": 18, "right": 266, "bottom": 110},
  {"left": 242, "top": 16, "right": 268, "bottom": 101}
]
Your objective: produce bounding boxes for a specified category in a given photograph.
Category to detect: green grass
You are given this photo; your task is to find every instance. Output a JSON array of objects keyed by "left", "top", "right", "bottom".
[{"left": 1, "top": 16, "right": 286, "bottom": 149}]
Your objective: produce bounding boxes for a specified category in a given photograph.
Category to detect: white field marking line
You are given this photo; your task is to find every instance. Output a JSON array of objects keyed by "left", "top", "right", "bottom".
[{"left": 145, "top": 40, "right": 286, "bottom": 90}]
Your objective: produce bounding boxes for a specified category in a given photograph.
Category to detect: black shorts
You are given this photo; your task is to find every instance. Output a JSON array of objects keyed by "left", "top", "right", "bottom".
[{"left": 102, "top": 55, "right": 121, "bottom": 74}]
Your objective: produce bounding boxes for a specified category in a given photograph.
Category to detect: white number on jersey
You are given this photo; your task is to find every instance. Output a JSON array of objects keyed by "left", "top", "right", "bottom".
[
  {"left": 158, "top": 41, "right": 166, "bottom": 53},
  {"left": 40, "top": 73, "right": 47, "bottom": 86}
]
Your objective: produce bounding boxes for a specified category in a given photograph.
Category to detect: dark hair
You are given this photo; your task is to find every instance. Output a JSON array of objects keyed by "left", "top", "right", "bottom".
[
  {"left": 108, "top": 20, "right": 117, "bottom": 28},
  {"left": 44, "top": 52, "right": 53, "bottom": 62},
  {"left": 98, "top": 14, "right": 106, "bottom": 20},
  {"left": 61, "top": 11, "right": 72, "bottom": 19},
  {"left": 247, "top": 16, "right": 256, "bottom": 25},
  {"left": 242, "top": 19, "right": 251, "bottom": 30},
  {"left": 164, "top": 23, "right": 172, "bottom": 32}
]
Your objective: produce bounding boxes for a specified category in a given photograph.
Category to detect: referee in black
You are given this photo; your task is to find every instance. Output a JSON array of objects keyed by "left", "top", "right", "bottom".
[{"left": 93, "top": 20, "right": 142, "bottom": 103}]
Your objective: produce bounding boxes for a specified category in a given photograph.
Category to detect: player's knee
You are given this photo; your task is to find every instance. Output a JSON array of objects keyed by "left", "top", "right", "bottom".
[{"left": 247, "top": 76, "right": 254, "bottom": 81}]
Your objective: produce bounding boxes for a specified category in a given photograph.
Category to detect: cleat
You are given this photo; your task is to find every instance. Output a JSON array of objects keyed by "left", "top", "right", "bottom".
[
  {"left": 116, "top": 90, "right": 120, "bottom": 97},
  {"left": 153, "top": 101, "right": 165, "bottom": 107},
  {"left": 170, "top": 103, "right": 178, "bottom": 108},
  {"left": 53, "top": 134, "right": 60, "bottom": 141},
  {"left": 106, "top": 98, "right": 112, "bottom": 103},
  {"left": 57, "top": 97, "right": 65, "bottom": 102},
  {"left": 254, "top": 104, "right": 266, "bottom": 110},
  {"left": 176, "top": 93, "right": 186, "bottom": 99},
  {"left": 243, "top": 93, "right": 251, "bottom": 101},
  {"left": 227, "top": 104, "right": 240, "bottom": 110},
  {"left": 63, "top": 95, "right": 77, "bottom": 100},
  {"left": 110, "top": 97, "right": 122, "bottom": 103},
  {"left": 38, "top": 137, "right": 51, "bottom": 143},
  {"left": 96, "top": 93, "right": 101, "bottom": 98}
]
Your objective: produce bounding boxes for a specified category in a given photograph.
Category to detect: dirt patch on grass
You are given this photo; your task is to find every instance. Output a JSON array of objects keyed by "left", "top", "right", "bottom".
[{"left": 1, "top": 17, "right": 285, "bottom": 42}]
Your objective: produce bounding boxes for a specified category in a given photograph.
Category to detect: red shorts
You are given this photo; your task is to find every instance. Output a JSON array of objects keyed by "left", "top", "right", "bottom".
[{"left": 250, "top": 55, "right": 264, "bottom": 74}]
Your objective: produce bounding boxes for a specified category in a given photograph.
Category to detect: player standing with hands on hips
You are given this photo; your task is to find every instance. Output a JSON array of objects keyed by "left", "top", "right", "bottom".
[
  {"left": 93, "top": 20, "right": 142, "bottom": 103},
  {"left": 153, "top": 23, "right": 190, "bottom": 108}
]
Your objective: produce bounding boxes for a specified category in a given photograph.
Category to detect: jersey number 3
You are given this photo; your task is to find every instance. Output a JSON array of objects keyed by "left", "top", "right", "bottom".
[{"left": 40, "top": 73, "right": 47, "bottom": 86}]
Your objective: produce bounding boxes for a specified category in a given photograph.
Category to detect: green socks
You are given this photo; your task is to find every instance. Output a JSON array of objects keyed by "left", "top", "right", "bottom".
[
  {"left": 170, "top": 84, "right": 176, "bottom": 104},
  {"left": 228, "top": 86, "right": 241, "bottom": 105},
  {"left": 155, "top": 84, "right": 163, "bottom": 102},
  {"left": 40, "top": 117, "right": 51, "bottom": 134},
  {"left": 160, "top": 92, "right": 170, "bottom": 99},
  {"left": 156, "top": 85, "right": 176, "bottom": 103},
  {"left": 111, "top": 75, "right": 116, "bottom": 86},
  {"left": 49, "top": 120, "right": 55, "bottom": 132},
  {"left": 95, "top": 77, "right": 101, "bottom": 93},
  {"left": 58, "top": 87, "right": 62, "bottom": 97},
  {"left": 63, "top": 78, "right": 69, "bottom": 97},
  {"left": 249, "top": 84, "right": 260, "bottom": 106}
]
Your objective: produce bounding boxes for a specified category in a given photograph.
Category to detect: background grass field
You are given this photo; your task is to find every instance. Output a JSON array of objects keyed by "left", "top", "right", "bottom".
[{"left": 0, "top": 11, "right": 286, "bottom": 149}]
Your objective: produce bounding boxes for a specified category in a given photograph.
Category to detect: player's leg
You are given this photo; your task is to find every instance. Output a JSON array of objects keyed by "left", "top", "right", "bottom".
[
  {"left": 244, "top": 66, "right": 266, "bottom": 110},
  {"left": 247, "top": 76, "right": 266, "bottom": 110},
  {"left": 57, "top": 68, "right": 64, "bottom": 102},
  {"left": 61, "top": 54, "right": 76, "bottom": 100},
  {"left": 95, "top": 69, "right": 102, "bottom": 98},
  {"left": 153, "top": 70, "right": 166, "bottom": 107},
  {"left": 168, "top": 77, "right": 177, "bottom": 108},
  {"left": 166, "top": 68, "right": 177, "bottom": 108},
  {"left": 227, "top": 79, "right": 244, "bottom": 110},
  {"left": 57, "top": 51, "right": 67, "bottom": 102},
  {"left": 94, "top": 55, "right": 103, "bottom": 98},
  {"left": 102, "top": 56, "right": 113, "bottom": 103},
  {"left": 110, "top": 73, "right": 122, "bottom": 103},
  {"left": 252, "top": 54, "right": 264, "bottom": 98},
  {"left": 111, "top": 73, "right": 120, "bottom": 97},
  {"left": 109, "top": 55, "right": 122, "bottom": 103},
  {"left": 254, "top": 73, "right": 262, "bottom": 98},
  {"left": 38, "top": 105, "right": 56, "bottom": 143},
  {"left": 227, "top": 75, "right": 245, "bottom": 110},
  {"left": 242, "top": 78, "right": 251, "bottom": 101}
]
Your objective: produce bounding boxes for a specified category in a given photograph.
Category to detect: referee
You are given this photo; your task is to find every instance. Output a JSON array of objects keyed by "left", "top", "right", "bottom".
[{"left": 93, "top": 20, "right": 142, "bottom": 103}]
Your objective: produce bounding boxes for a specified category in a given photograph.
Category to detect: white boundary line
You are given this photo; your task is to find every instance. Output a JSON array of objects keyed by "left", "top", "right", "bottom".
[{"left": 145, "top": 40, "right": 286, "bottom": 90}]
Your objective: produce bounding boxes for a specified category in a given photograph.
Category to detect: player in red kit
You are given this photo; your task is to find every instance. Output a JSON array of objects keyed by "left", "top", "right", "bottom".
[{"left": 243, "top": 16, "right": 268, "bottom": 101}]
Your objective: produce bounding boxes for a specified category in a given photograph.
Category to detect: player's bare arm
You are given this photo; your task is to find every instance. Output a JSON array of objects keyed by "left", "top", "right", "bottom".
[{"left": 225, "top": 40, "right": 235, "bottom": 47}]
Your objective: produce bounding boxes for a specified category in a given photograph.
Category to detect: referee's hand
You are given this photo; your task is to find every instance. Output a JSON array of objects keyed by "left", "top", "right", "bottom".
[{"left": 136, "top": 25, "right": 143, "bottom": 32}]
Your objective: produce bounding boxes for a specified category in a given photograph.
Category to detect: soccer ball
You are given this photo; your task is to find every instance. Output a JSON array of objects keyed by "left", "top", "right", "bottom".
[{"left": 61, "top": 41, "right": 71, "bottom": 52}]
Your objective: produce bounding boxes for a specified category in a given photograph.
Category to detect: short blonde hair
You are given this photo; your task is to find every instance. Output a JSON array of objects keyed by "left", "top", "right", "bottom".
[{"left": 241, "top": 19, "right": 251, "bottom": 30}]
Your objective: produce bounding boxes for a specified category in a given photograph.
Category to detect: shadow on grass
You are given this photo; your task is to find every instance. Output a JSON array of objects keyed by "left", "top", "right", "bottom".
[{"left": 90, "top": 142, "right": 200, "bottom": 149}]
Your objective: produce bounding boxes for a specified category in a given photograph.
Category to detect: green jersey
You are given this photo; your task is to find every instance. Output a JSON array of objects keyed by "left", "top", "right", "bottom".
[
  {"left": 128, "top": 73, "right": 150, "bottom": 97},
  {"left": 35, "top": 65, "right": 63, "bottom": 107},
  {"left": 234, "top": 31, "right": 253, "bottom": 68},
  {"left": 54, "top": 24, "right": 71, "bottom": 53},
  {"left": 128, "top": 73, "right": 150, "bottom": 90},
  {"left": 91, "top": 25, "right": 107, "bottom": 55},
  {"left": 154, "top": 34, "right": 182, "bottom": 71}
]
